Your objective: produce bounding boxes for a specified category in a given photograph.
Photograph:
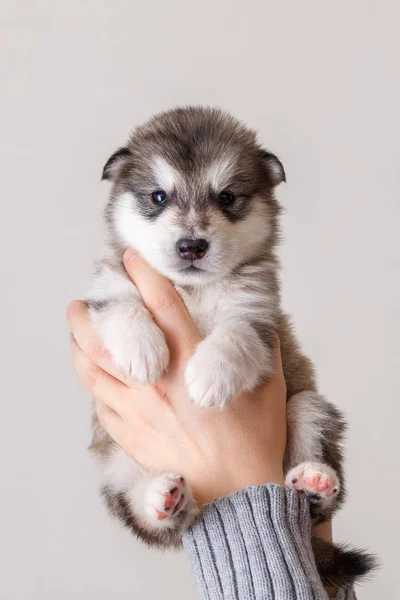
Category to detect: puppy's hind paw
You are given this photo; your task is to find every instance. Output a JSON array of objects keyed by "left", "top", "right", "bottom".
[
  {"left": 285, "top": 462, "right": 340, "bottom": 509},
  {"left": 144, "top": 474, "right": 188, "bottom": 528}
]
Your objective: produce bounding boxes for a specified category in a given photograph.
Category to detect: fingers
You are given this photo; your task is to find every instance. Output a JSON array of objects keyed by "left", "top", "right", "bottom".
[
  {"left": 94, "top": 398, "right": 127, "bottom": 448},
  {"left": 66, "top": 300, "right": 126, "bottom": 382},
  {"left": 95, "top": 398, "right": 143, "bottom": 460},
  {"left": 70, "top": 333, "right": 131, "bottom": 416},
  {"left": 123, "top": 249, "right": 201, "bottom": 360},
  {"left": 71, "top": 333, "right": 167, "bottom": 418}
]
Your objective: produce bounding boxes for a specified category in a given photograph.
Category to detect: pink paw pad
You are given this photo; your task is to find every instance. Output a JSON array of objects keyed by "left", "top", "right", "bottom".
[
  {"left": 155, "top": 476, "right": 186, "bottom": 520},
  {"left": 286, "top": 462, "right": 339, "bottom": 504}
]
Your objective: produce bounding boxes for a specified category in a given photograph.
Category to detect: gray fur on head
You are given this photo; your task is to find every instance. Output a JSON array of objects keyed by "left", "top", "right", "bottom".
[{"left": 102, "top": 107, "right": 285, "bottom": 287}]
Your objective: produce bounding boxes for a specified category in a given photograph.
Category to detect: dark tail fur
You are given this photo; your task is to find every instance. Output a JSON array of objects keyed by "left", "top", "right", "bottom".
[{"left": 312, "top": 536, "right": 378, "bottom": 589}]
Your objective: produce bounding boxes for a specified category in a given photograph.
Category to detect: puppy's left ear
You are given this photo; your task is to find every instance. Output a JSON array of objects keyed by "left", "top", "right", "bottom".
[
  {"left": 102, "top": 147, "right": 132, "bottom": 181},
  {"left": 260, "top": 150, "right": 286, "bottom": 186}
]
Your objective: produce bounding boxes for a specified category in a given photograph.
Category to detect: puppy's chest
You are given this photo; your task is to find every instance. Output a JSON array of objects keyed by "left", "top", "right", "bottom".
[
  {"left": 175, "top": 284, "right": 222, "bottom": 337},
  {"left": 174, "top": 274, "right": 273, "bottom": 337}
]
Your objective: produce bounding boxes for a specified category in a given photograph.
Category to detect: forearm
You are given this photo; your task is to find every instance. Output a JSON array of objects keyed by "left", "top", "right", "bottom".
[{"left": 183, "top": 484, "right": 356, "bottom": 600}]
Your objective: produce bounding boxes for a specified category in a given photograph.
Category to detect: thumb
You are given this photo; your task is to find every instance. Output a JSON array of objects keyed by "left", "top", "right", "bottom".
[{"left": 123, "top": 249, "right": 201, "bottom": 360}]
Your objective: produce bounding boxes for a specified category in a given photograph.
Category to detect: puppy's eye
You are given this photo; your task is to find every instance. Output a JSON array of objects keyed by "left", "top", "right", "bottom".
[
  {"left": 219, "top": 190, "right": 235, "bottom": 206},
  {"left": 151, "top": 190, "right": 167, "bottom": 205}
]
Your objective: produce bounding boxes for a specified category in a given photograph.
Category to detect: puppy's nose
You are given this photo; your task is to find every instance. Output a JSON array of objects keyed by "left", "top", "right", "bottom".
[{"left": 176, "top": 238, "right": 209, "bottom": 260}]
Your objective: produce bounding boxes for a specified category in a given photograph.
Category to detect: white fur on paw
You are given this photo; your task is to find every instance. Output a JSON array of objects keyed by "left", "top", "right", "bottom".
[
  {"left": 93, "top": 305, "right": 169, "bottom": 384},
  {"left": 185, "top": 325, "right": 273, "bottom": 409},
  {"left": 285, "top": 462, "right": 340, "bottom": 506},
  {"left": 185, "top": 342, "right": 262, "bottom": 409},
  {"left": 144, "top": 474, "right": 187, "bottom": 527},
  {"left": 185, "top": 352, "right": 237, "bottom": 409}
]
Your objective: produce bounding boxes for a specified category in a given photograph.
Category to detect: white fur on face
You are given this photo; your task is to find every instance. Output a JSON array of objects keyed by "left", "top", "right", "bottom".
[
  {"left": 114, "top": 192, "right": 178, "bottom": 271},
  {"left": 113, "top": 192, "right": 272, "bottom": 286},
  {"left": 207, "top": 156, "right": 236, "bottom": 191},
  {"left": 151, "top": 156, "right": 180, "bottom": 192},
  {"left": 152, "top": 154, "right": 237, "bottom": 194}
]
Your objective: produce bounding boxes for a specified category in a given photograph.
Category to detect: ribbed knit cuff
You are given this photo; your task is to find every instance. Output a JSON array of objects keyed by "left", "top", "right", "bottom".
[{"left": 183, "top": 484, "right": 330, "bottom": 600}]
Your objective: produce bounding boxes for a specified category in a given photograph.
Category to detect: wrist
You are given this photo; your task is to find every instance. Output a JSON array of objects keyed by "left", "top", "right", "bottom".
[{"left": 192, "top": 468, "right": 285, "bottom": 506}]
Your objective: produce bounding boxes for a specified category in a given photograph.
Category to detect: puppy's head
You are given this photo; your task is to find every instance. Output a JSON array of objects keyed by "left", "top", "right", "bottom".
[{"left": 103, "top": 107, "right": 285, "bottom": 285}]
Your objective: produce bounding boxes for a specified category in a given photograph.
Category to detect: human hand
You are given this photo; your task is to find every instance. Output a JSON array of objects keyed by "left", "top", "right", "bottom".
[{"left": 68, "top": 251, "right": 287, "bottom": 506}]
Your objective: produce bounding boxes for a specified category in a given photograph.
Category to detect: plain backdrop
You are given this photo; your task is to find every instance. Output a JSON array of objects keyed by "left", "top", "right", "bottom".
[{"left": 1, "top": 1, "right": 399, "bottom": 598}]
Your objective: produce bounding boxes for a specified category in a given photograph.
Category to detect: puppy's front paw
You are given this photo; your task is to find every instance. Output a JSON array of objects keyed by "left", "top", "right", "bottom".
[
  {"left": 123, "top": 316, "right": 169, "bottom": 384},
  {"left": 185, "top": 325, "right": 272, "bottom": 409},
  {"left": 92, "top": 305, "right": 169, "bottom": 384},
  {"left": 184, "top": 339, "right": 258, "bottom": 409}
]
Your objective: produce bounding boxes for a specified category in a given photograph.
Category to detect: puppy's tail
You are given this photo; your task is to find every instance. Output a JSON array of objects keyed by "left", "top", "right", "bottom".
[{"left": 312, "top": 536, "right": 378, "bottom": 590}]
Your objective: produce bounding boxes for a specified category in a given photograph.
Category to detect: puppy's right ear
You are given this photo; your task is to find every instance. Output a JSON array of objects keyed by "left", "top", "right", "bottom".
[
  {"left": 101, "top": 147, "right": 132, "bottom": 181},
  {"left": 260, "top": 150, "right": 286, "bottom": 186}
]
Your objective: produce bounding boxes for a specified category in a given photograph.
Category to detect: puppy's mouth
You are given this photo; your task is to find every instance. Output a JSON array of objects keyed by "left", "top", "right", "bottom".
[{"left": 179, "top": 264, "right": 207, "bottom": 274}]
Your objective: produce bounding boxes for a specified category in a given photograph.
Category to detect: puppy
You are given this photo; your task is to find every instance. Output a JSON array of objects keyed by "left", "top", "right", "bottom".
[{"left": 85, "top": 106, "right": 374, "bottom": 587}]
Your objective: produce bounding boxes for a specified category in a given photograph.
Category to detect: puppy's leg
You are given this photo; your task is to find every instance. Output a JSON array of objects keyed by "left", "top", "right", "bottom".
[
  {"left": 185, "top": 321, "right": 273, "bottom": 408},
  {"left": 284, "top": 391, "right": 346, "bottom": 522},
  {"left": 85, "top": 260, "right": 169, "bottom": 384},
  {"left": 101, "top": 448, "right": 197, "bottom": 548},
  {"left": 284, "top": 392, "right": 377, "bottom": 587}
]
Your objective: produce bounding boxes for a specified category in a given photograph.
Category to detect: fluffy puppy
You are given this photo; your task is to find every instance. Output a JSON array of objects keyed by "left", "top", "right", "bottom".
[{"left": 85, "top": 106, "right": 374, "bottom": 587}]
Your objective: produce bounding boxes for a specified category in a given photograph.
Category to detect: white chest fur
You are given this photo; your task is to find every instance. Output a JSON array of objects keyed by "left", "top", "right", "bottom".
[
  {"left": 175, "top": 263, "right": 277, "bottom": 338},
  {"left": 176, "top": 281, "right": 225, "bottom": 337}
]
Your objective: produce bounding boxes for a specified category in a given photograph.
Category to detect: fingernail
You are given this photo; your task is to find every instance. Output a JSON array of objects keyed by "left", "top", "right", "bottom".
[{"left": 124, "top": 248, "right": 139, "bottom": 262}]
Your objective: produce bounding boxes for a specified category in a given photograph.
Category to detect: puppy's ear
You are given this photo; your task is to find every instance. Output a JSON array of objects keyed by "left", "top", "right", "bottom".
[
  {"left": 102, "top": 147, "right": 132, "bottom": 181},
  {"left": 260, "top": 150, "right": 286, "bottom": 186}
]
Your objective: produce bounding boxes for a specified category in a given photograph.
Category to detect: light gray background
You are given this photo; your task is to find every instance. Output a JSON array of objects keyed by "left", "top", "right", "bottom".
[{"left": 1, "top": 1, "right": 399, "bottom": 598}]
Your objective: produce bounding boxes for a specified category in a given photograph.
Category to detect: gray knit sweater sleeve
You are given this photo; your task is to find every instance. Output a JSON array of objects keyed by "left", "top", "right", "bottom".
[{"left": 183, "top": 484, "right": 356, "bottom": 600}]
